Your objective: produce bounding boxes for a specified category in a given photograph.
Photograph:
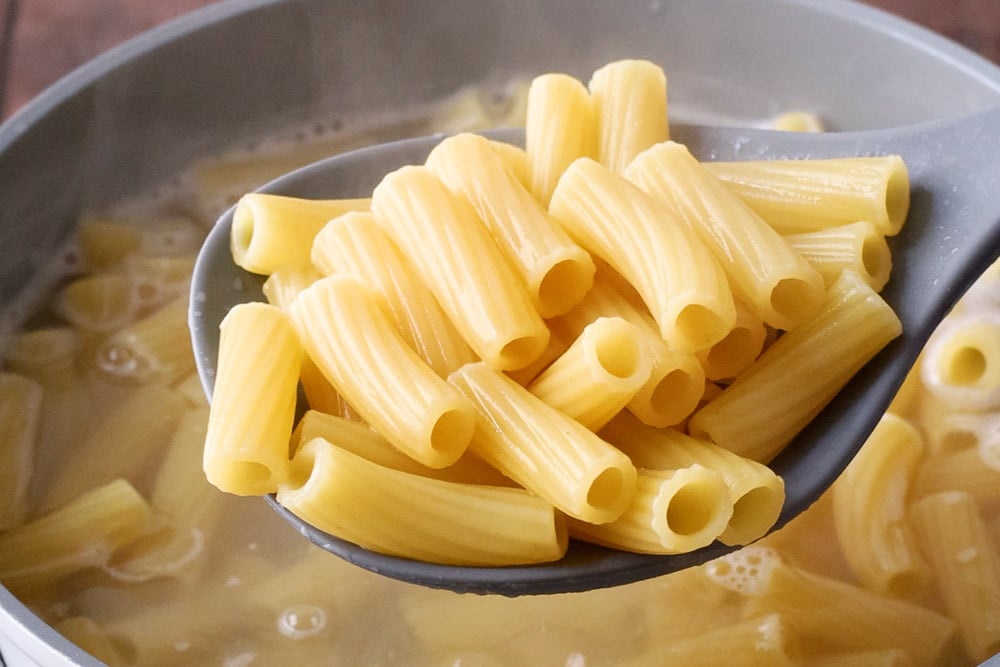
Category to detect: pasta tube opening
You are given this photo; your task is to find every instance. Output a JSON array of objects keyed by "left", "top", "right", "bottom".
[
  {"left": 769, "top": 277, "right": 823, "bottom": 326},
  {"left": 537, "top": 257, "right": 597, "bottom": 319},
  {"left": 587, "top": 467, "right": 630, "bottom": 508},
  {"left": 883, "top": 160, "right": 910, "bottom": 236},
  {"left": 592, "top": 321, "right": 644, "bottom": 380},
  {"left": 660, "top": 472, "right": 729, "bottom": 537},
  {"left": 674, "top": 302, "right": 732, "bottom": 353}
]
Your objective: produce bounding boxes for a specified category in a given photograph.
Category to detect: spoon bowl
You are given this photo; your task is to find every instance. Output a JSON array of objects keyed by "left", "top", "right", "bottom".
[{"left": 190, "top": 108, "right": 1000, "bottom": 595}]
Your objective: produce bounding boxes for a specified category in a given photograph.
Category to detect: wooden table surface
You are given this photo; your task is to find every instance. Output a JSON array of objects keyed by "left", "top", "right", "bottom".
[{"left": 1, "top": 0, "right": 998, "bottom": 120}]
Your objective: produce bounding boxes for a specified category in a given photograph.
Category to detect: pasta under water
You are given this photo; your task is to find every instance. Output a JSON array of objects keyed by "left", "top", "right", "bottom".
[{"left": 0, "top": 63, "right": 996, "bottom": 666}]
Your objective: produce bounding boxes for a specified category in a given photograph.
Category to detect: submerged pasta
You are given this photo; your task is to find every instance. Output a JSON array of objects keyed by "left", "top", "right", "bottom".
[{"left": 4, "top": 61, "right": 996, "bottom": 667}]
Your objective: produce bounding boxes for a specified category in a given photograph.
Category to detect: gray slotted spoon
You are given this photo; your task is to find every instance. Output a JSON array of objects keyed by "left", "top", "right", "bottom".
[{"left": 190, "top": 106, "right": 1000, "bottom": 596}]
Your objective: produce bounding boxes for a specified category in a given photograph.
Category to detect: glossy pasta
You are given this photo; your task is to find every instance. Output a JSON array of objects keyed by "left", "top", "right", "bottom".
[
  {"left": 549, "top": 157, "right": 735, "bottom": 353},
  {"left": 203, "top": 302, "right": 301, "bottom": 495},
  {"left": 625, "top": 140, "right": 825, "bottom": 331},
  {"left": 370, "top": 165, "right": 549, "bottom": 370}
]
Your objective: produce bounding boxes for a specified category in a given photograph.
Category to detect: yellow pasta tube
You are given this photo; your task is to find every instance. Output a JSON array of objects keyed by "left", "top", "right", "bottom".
[
  {"left": 95, "top": 295, "right": 195, "bottom": 385},
  {"left": 39, "top": 383, "right": 189, "bottom": 511},
  {"left": 449, "top": 361, "right": 637, "bottom": 524},
  {"left": 600, "top": 412, "right": 785, "bottom": 546},
  {"left": 588, "top": 59, "right": 668, "bottom": 174},
  {"left": 921, "top": 315, "right": 1000, "bottom": 411},
  {"left": 371, "top": 165, "right": 549, "bottom": 370},
  {"left": 426, "top": 132, "right": 596, "bottom": 318},
  {"left": 489, "top": 139, "right": 531, "bottom": 188},
  {"left": 310, "top": 210, "right": 477, "bottom": 376},
  {"left": 703, "top": 156, "right": 910, "bottom": 236},
  {"left": 549, "top": 157, "right": 735, "bottom": 353},
  {"left": 689, "top": 270, "right": 902, "bottom": 463},
  {"left": 0, "top": 373, "right": 42, "bottom": 529},
  {"left": 3, "top": 326, "right": 81, "bottom": 388},
  {"left": 122, "top": 253, "right": 196, "bottom": 315},
  {"left": 910, "top": 491, "right": 1000, "bottom": 663},
  {"left": 831, "top": 413, "right": 931, "bottom": 598},
  {"left": 230, "top": 193, "right": 369, "bottom": 274},
  {"left": 770, "top": 110, "right": 824, "bottom": 132},
  {"left": 0, "top": 479, "right": 157, "bottom": 596},
  {"left": 695, "top": 300, "right": 768, "bottom": 381},
  {"left": 528, "top": 317, "right": 651, "bottom": 431},
  {"left": 784, "top": 220, "right": 892, "bottom": 292},
  {"left": 568, "top": 465, "right": 732, "bottom": 554},
  {"left": 557, "top": 269, "right": 707, "bottom": 426},
  {"left": 525, "top": 72, "right": 594, "bottom": 206},
  {"left": 290, "top": 409, "right": 509, "bottom": 486},
  {"left": 713, "top": 549, "right": 956, "bottom": 660},
  {"left": 623, "top": 613, "right": 794, "bottom": 667},
  {"left": 290, "top": 275, "right": 475, "bottom": 468},
  {"left": 625, "top": 140, "right": 826, "bottom": 331},
  {"left": 299, "top": 355, "right": 358, "bottom": 420},
  {"left": 203, "top": 302, "right": 301, "bottom": 495},
  {"left": 57, "top": 274, "right": 136, "bottom": 333},
  {"left": 78, "top": 215, "right": 141, "bottom": 268},
  {"left": 912, "top": 445, "right": 1000, "bottom": 505},
  {"left": 261, "top": 264, "right": 321, "bottom": 311},
  {"left": 277, "top": 438, "right": 568, "bottom": 566}
]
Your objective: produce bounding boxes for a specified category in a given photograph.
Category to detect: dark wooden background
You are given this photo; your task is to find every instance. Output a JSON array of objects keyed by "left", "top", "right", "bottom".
[{"left": 1, "top": 0, "right": 998, "bottom": 120}]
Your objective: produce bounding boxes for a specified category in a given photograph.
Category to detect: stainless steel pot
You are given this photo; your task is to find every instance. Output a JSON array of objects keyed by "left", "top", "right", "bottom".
[{"left": 2, "top": 1, "right": 999, "bottom": 664}]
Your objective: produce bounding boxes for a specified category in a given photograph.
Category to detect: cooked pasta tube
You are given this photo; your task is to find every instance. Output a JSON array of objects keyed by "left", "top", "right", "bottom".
[
  {"left": 912, "top": 445, "right": 1000, "bottom": 506},
  {"left": 57, "top": 274, "right": 136, "bottom": 333},
  {"left": 371, "top": 165, "right": 549, "bottom": 370},
  {"left": 230, "top": 193, "right": 369, "bottom": 274},
  {"left": 920, "top": 314, "right": 1000, "bottom": 411},
  {"left": 588, "top": 59, "right": 668, "bottom": 174},
  {"left": 489, "top": 139, "right": 531, "bottom": 188},
  {"left": 689, "top": 270, "right": 902, "bottom": 463},
  {"left": 0, "top": 479, "right": 157, "bottom": 596},
  {"left": 625, "top": 140, "right": 825, "bottom": 331},
  {"left": 770, "top": 110, "right": 824, "bottom": 132},
  {"left": 310, "top": 211, "right": 477, "bottom": 376},
  {"left": 784, "top": 221, "right": 892, "bottom": 291},
  {"left": 298, "top": 356, "right": 358, "bottom": 420},
  {"left": 78, "top": 215, "right": 141, "bottom": 268},
  {"left": 96, "top": 295, "right": 195, "bottom": 385},
  {"left": 123, "top": 253, "right": 196, "bottom": 315},
  {"left": 426, "top": 132, "right": 596, "bottom": 318},
  {"left": 568, "top": 465, "right": 732, "bottom": 554},
  {"left": 40, "top": 383, "right": 188, "bottom": 511},
  {"left": 623, "top": 613, "right": 794, "bottom": 667},
  {"left": 3, "top": 326, "right": 81, "bottom": 388},
  {"left": 711, "top": 548, "right": 956, "bottom": 660},
  {"left": 449, "top": 361, "right": 637, "bottom": 524},
  {"left": 290, "top": 275, "right": 475, "bottom": 468},
  {"left": 910, "top": 491, "right": 1000, "bottom": 663},
  {"left": 525, "top": 72, "right": 594, "bottom": 206},
  {"left": 600, "top": 412, "right": 784, "bottom": 546},
  {"left": 556, "top": 269, "right": 706, "bottom": 426},
  {"left": 291, "top": 410, "right": 510, "bottom": 486},
  {"left": 106, "top": 408, "right": 217, "bottom": 584},
  {"left": 203, "top": 302, "right": 301, "bottom": 495},
  {"left": 277, "top": 438, "right": 568, "bottom": 566},
  {"left": 0, "top": 373, "right": 42, "bottom": 529},
  {"left": 528, "top": 317, "right": 651, "bottom": 431},
  {"left": 695, "top": 300, "right": 768, "bottom": 381},
  {"left": 261, "top": 264, "right": 321, "bottom": 310},
  {"left": 831, "top": 413, "right": 930, "bottom": 598},
  {"left": 549, "top": 157, "right": 735, "bottom": 353},
  {"left": 702, "top": 156, "right": 910, "bottom": 236}
]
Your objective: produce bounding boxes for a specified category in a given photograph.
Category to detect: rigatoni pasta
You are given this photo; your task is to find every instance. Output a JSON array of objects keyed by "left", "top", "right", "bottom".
[
  {"left": 625, "top": 139, "right": 825, "bottom": 331},
  {"left": 277, "top": 438, "right": 568, "bottom": 566},
  {"left": 203, "top": 302, "right": 301, "bottom": 495},
  {"left": 702, "top": 156, "right": 910, "bottom": 236},
  {"left": 549, "top": 157, "right": 736, "bottom": 353},
  {"left": 689, "top": 270, "right": 902, "bottom": 462},
  {"left": 0, "top": 373, "right": 42, "bottom": 529},
  {"left": 449, "top": 361, "right": 637, "bottom": 525},
  {"left": 370, "top": 165, "right": 549, "bottom": 371},
  {"left": 588, "top": 59, "right": 668, "bottom": 174}
]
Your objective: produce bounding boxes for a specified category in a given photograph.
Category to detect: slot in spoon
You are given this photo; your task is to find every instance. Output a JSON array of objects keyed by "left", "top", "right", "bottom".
[{"left": 190, "top": 107, "right": 1000, "bottom": 596}]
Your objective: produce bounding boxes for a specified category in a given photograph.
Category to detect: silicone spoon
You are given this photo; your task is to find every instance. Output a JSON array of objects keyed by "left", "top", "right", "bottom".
[{"left": 190, "top": 106, "right": 1000, "bottom": 595}]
